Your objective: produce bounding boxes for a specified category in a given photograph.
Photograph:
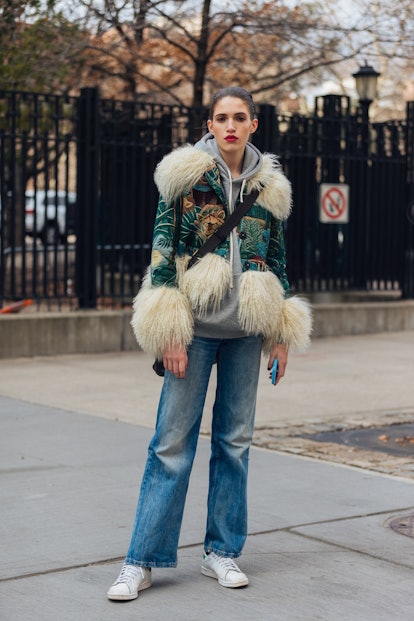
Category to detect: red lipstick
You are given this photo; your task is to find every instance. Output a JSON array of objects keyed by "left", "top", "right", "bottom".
[{"left": 225, "top": 136, "right": 238, "bottom": 142}]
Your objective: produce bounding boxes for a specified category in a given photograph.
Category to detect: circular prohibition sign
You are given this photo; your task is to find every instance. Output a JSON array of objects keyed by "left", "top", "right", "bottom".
[{"left": 321, "top": 186, "right": 347, "bottom": 220}]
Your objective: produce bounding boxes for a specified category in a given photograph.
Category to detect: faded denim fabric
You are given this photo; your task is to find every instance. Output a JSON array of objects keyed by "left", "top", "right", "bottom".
[{"left": 125, "top": 334, "right": 262, "bottom": 567}]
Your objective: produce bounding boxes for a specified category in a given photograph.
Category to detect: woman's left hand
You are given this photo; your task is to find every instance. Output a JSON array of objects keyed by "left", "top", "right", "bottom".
[
  {"left": 162, "top": 344, "right": 188, "bottom": 379},
  {"left": 267, "top": 344, "right": 288, "bottom": 385}
]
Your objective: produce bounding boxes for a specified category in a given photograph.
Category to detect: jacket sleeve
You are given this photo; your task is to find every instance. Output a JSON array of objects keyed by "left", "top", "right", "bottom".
[
  {"left": 266, "top": 217, "right": 290, "bottom": 296},
  {"left": 130, "top": 194, "right": 194, "bottom": 359},
  {"left": 150, "top": 195, "right": 180, "bottom": 287},
  {"left": 264, "top": 216, "right": 313, "bottom": 353}
]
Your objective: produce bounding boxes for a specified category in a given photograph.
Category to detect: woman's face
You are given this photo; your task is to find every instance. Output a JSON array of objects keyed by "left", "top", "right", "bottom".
[{"left": 207, "top": 96, "right": 258, "bottom": 158}]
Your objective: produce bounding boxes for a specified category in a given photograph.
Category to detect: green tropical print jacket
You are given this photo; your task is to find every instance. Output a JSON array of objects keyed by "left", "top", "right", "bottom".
[
  {"left": 131, "top": 145, "right": 312, "bottom": 358},
  {"left": 150, "top": 149, "right": 291, "bottom": 295}
]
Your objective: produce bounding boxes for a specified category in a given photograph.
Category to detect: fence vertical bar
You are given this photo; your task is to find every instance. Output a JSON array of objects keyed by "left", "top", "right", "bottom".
[
  {"left": 76, "top": 87, "right": 99, "bottom": 308},
  {"left": 0, "top": 125, "right": 5, "bottom": 306},
  {"left": 255, "top": 104, "right": 278, "bottom": 153},
  {"left": 402, "top": 101, "right": 414, "bottom": 298}
]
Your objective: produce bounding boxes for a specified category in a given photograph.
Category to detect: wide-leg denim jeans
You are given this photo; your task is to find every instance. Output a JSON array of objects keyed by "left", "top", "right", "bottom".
[{"left": 125, "top": 334, "right": 263, "bottom": 568}]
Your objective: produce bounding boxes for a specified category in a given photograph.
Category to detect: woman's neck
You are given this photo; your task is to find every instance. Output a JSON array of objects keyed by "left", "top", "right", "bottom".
[{"left": 220, "top": 151, "right": 245, "bottom": 178}]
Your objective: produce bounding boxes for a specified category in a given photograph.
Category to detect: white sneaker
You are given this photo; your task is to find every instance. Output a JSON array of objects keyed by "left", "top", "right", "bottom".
[
  {"left": 107, "top": 563, "right": 152, "bottom": 601},
  {"left": 201, "top": 552, "right": 249, "bottom": 588}
]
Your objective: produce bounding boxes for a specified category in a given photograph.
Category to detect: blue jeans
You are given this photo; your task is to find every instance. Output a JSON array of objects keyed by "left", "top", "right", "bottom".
[{"left": 125, "top": 334, "right": 263, "bottom": 568}]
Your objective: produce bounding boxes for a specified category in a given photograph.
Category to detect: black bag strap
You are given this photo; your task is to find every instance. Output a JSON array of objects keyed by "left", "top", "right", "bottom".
[{"left": 187, "top": 188, "right": 260, "bottom": 269}]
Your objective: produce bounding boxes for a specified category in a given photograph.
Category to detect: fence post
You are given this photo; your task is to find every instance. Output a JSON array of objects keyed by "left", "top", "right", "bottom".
[
  {"left": 402, "top": 101, "right": 414, "bottom": 298},
  {"left": 76, "top": 87, "right": 99, "bottom": 308},
  {"left": 255, "top": 104, "right": 278, "bottom": 153}
]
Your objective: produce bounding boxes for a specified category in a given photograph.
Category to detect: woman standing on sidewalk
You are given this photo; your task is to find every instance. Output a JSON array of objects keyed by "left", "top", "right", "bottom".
[{"left": 107, "top": 86, "right": 311, "bottom": 601}]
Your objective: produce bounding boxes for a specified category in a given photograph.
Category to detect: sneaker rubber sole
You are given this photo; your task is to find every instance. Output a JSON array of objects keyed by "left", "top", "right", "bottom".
[{"left": 107, "top": 578, "right": 152, "bottom": 601}]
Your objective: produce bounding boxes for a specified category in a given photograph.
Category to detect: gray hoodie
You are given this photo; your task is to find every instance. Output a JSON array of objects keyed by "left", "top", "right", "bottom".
[{"left": 193, "top": 133, "right": 263, "bottom": 338}]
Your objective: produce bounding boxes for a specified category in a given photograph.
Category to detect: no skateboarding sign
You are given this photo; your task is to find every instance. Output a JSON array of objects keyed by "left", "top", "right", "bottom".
[{"left": 320, "top": 183, "right": 349, "bottom": 223}]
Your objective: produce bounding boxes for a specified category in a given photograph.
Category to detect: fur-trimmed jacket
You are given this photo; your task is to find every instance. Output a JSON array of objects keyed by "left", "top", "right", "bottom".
[{"left": 131, "top": 144, "right": 312, "bottom": 359}]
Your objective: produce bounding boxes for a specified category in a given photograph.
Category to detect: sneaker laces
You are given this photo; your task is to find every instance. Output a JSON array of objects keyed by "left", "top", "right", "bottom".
[
  {"left": 212, "top": 554, "right": 241, "bottom": 573},
  {"left": 116, "top": 564, "right": 141, "bottom": 585}
]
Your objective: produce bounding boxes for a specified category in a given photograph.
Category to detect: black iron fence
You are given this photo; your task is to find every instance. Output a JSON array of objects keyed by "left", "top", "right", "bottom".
[
  {"left": 0, "top": 87, "right": 413, "bottom": 310},
  {"left": 267, "top": 96, "right": 413, "bottom": 296},
  {"left": 0, "top": 90, "right": 78, "bottom": 308}
]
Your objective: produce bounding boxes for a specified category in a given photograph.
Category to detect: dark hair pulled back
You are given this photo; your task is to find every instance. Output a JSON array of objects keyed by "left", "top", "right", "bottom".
[{"left": 209, "top": 87, "right": 256, "bottom": 120}]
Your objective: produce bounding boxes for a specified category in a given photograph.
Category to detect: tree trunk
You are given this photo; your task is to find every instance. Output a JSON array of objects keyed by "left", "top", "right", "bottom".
[
  {"left": 133, "top": 0, "right": 150, "bottom": 45},
  {"left": 189, "top": 0, "right": 211, "bottom": 141}
]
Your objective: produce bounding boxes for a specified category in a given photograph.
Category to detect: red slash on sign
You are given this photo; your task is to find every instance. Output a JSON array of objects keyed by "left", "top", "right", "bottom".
[{"left": 319, "top": 183, "right": 349, "bottom": 223}]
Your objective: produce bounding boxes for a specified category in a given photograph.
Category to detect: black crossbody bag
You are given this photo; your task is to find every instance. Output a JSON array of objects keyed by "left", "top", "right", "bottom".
[{"left": 153, "top": 189, "right": 260, "bottom": 376}]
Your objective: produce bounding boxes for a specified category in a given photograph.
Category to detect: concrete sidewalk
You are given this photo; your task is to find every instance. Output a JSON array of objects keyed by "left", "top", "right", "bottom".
[
  {"left": 0, "top": 331, "right": 413, "bottom": 475},
  {"left": 0, "top": 331, "right": 413, "bottom": 430},
  {"left": 1, "top": 332, "right": 414, "bottom": 619}
]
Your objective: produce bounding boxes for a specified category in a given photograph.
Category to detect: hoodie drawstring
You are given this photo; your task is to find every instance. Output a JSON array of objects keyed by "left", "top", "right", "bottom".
[
  {"left": 240, "top": 179, "right": 246, "bottom": 203},
  {"left": 225, "top": 172, "right": 247, "bottom": 290}
]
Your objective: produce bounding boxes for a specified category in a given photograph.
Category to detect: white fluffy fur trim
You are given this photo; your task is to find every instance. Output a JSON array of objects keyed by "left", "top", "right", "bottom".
[
  {"left": 247, "top": 154, "right": 292, "bottom": 220},
  {"left": 154, "top": 146, "right": 215, "bottom": 204},
  {"left": 238, "top": 270, "right": 285, "bottom": 335},
  {"left": 175, "top": 255, "right": 191, "bottom": 288},
  {"left": 180, "top": 253, "right": 232, "bottom": 315},
  {"left": 262, "top": 296, "right": 312, "bottom": 354},
  {"left": 154, "top": 147, "right": 291, "bottom": 221},
  {"left": 131, "top": 273, "right": 194, "bottom": 358}
]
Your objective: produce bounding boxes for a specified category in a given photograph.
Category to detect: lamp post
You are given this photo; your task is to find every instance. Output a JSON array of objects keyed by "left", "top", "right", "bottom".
[
  {"left": 351, "top": 62, "right": 380, "bottom": 289},
  {"left": 352, "top": 61, "right": 380, "bottom": 120},
  {"left": 352, "top": 61, "right": 380, "bottom": 154}
]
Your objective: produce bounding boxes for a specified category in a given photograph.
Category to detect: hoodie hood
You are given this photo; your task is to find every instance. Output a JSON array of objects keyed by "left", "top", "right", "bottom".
[
  {"left": 194, "top": 132, "right": 263, "bottom": 184},
  {"left": 194, "top": 133, "right": 263, "bottom": 206}
]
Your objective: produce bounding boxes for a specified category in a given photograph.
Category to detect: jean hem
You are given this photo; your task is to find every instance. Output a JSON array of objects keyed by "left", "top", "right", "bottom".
[
  {"left": 125, "top": 557, "right": 177, "bottom": 568},
  {"left": 204, "top": 546, "right": 241, "bottom": 559}
]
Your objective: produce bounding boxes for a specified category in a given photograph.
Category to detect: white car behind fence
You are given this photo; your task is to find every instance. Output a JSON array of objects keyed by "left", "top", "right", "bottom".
[{"left": 24, "top": 190, "right": 77, "bottom": 245}]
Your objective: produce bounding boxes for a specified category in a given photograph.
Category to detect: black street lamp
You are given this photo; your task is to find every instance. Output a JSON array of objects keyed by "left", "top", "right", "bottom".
[
  {"left": 352, "top": 61, "right": 380, "bottom": 156},
  {"left": 352, "top": 61, "right": 380, "bottom": 114},
  {"left": 351, "top": 62, "right": 381, "bottom": 288}
]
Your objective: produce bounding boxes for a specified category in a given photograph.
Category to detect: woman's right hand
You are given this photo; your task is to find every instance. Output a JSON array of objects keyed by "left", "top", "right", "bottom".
[{"left": 162, "top": 345, "right": 188, "bottom": 379}]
